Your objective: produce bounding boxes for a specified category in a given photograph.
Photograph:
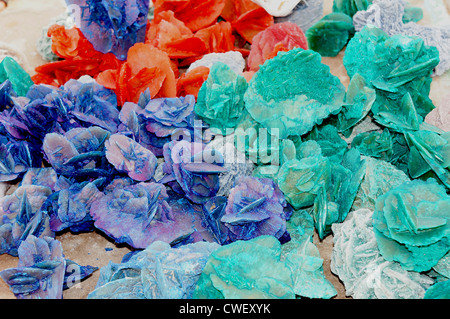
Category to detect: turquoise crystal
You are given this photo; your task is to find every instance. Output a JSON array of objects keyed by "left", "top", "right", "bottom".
[
  {"left": 373, "top": 179, "right": 450, "bottom": 272},
  {"left": 306, "top": 12, "right": 355, "bottom": 57},
  {"left": 0, "top": 57, "right": 33, "bottom": 96},
  {"left": 343, "top": 25, "right": 439, "bottom": 119},
  {"left": 244, "top": 48, "right": 345, "bottom": 139},
  {"left": 195, "top": 62, "right": 248, "bottom": 135},
  {"left": 193, "top": 236, "right": 296, "bottom": 299},
  {"left": 332, "top": 0, "right": 372, "bottom": 17},
  {"left": 425, "top": 280, "right": 450, "bottom": 299}
]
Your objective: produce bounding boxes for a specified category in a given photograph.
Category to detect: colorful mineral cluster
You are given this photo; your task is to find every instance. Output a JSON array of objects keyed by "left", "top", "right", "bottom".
[{"left": 0, "top": 0, "right": 449, "bottom": 301}]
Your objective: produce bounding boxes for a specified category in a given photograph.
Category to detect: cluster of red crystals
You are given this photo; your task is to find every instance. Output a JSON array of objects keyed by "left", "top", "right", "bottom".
[{"left": 32, "top": 0, "right": 312, "bottom": 105}]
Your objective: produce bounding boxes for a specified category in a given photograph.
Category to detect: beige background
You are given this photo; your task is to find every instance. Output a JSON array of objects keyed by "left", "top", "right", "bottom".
[{"left": 0, "top": 0, "right": 449, "bottom": 299}]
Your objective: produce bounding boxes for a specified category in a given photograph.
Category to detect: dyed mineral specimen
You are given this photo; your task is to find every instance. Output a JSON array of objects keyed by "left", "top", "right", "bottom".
[
  {"left": 90, "top": 182, "right": 194, "bottom": 248},
  {"left": 247, "top": 22, "right": 308, "bottom": 72},
  {"left": 373, "top": 179, "right": 450, "bottom": 272},
  {"left": 42, "top": 126, "right": 112, "bottom": 177},
  {"left": 352, "top": 156, "right": 410, "bottom": 211},
  {"left": 0, "top": 235, "right": 66, "bottom": 299},
  {"left": 195, "top": 62, "right": 248, "bottom": 134},
  {"left": 65, "top": 0, "right": 151, "bottom": 61},
  {"left": 105, "top": 133, "right": 158, "bottom": 182},
  {"left": 88, "top": 241, "right": 219, "bottom": 299},
  {"left": 425, "top": 280, "right": 450, "bottom": 299},
  {"left": 332, "top": 0, "right": 372, "bottom": 17},
  {"left": 221, "top": 176, "right": 292, "bottom": 242},
  {"left": 343, "top": 25, "right": 439, "bottom": 119},
  {"left": 404, "top": 130, "right": 450, "bottom": 189},
  {"left": 162, "top": 140, "right": 227, "bottom": 204},
  {"left": 336, "top": 73, "right": 376, "bottom": 135},
  {"left": 331, "top": 208, "right": 434, "bottom": 299},
  {"left": 48, "top": 181, "right": 103, "bottom": 232},
  {"left": 244, "top": 48, "right": 345, "bottom": 139},
  {"left": 352, "top": 0, "right": 450, "bottom": 75},
  {"left": 306, "top": 12, "right": 355, "bottom": 57},
  {"left": 277, "top": 141, "right": 330, "bottom": 210},
  {"left": 0, "top": 57, "right": 33, "bottom": 96},
  {"left": 0, "top": 185, "right": 54, "bottom": 256},
  {"left": 193, "top": 236, "right": 296, "bottom": 299}
]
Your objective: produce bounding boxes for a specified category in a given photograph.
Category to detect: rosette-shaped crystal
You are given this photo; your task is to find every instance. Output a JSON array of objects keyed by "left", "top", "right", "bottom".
[
  {"left": 48, "top": 181, "right": 103, "bottom": 233},
  {"left": 119, "top": 94, "right": 201, "bottom": 156},
  {"left": 277, "top": 141, "right": 331, "bottom": 210},
  {"left": 121, "top": 94, "right": 195, "bottom": 138},
  {"left": 405, "top": 130, "right": 450, "bottom": 189},
  {"left": 193, "top": 236, "right": 296, "bottom": 299},
  {"left": 343, "top": 25, "right": 439, "bottom": 119},
  {"left": 0, "top": 139, "right": 42, "bottom": 182},
  {"left": 306, "top": 12, "right": 355, "bottom": 57},
  {"left": 248, "top": 22, "right": 308, "bottom": 72},
  {"left": 105, "top": 133, "right": 157, "bottom": 182},
  {"left": 0, "top": 235, "right": 65, "bottom": 299},
  {"left": 0, "top": 185, "right": 54, "bottom": 256},
  {"left": 195, "top": 62, "right": 248, "bottom": 135},
  {"left": 373, "top": 179, "right": 450, "bottom": 272},
  {"left": 331, "top": 208, "right": 434, "bottom": 299},
  {"left": 162, "top": 140, "right": 227, "bottom": 204},
  {"left": 65, "top": 0, "right": 150, "bottom": 61},
  {"left": 88, "top": 241, "right": 219, "bottom": 299},
  {"left": 90, "top": 182, "right": 194, "bottom": 248},
  {"left": 244, "top": 48, "right": 345, "bottom": 139},
  {"left": 221, "top": 176, "right": 292, "bottom": 242},
  {"left": 43, "top": 126, "right": 112, "bottom": 177}
]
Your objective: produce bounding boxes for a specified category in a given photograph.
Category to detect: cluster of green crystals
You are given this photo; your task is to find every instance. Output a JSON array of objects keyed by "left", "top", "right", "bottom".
[
  {"left": 0, "top": 56, "right": 34, "bottom": 96},
  {"left": 189, "top": 16, "right": 450, "bottom": 298}
]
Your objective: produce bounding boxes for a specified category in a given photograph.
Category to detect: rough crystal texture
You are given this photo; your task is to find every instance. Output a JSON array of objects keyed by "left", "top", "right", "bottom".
[
  {"left": 247, "top": 22, "right": 308, "bottom": 72},
  {"left": 373, "top": 179, "right": 450, "bottom": 272},
  {"left": 275, "top": 0, "right": 324, "bottom": 32},
  {"left": 193, "top": 236, "right": 296, "bottom": 299},
  {"left": 332, "top": 0, "right": 372, "bottom": 17},
  {"left": 331, "top": 208, "right": 434, "bottom": 299},
  {"left": 105, "top": 133, "right": 158, "bottom": 182},
  {"left": 352, "top": 0, "right": 450, "bottom": 76},
  {"left": 162, "top": 140, "right": 227, "bottom": 204},
  {"left": 0, "top": 185, "right": 54, "bottom": 256},
  {"left": 0, "top": 235, "right": 66, "bottom": 299},
  {"left": 195, "top": 62, "right": 248, "bottom": 134},
  {"left": 336, "top": 73, "right": 376, "bottom": 134},
  {"left": 0, "top": 57, "right": 33, "bottom": 96},
  {"left": 221, "top": 176, "right": 292, "bottom": 242},
  {"left": 65, "top": 0, "right": 150, "bottom": 61},
  {"left": 425, "top": 93, "right": 450, "bottom": 132},
  {"left": 344, "top": 25, "right": 439, "bottom": 119},
  {"left": 186, "top": 51, "right": 246, "bottom": 74},
  {"left": 250, "top": 0, "right": 302, "bottom": 17},
  {"left": 352, "top": 156, "right": 410, "bottom": 211},
  {"left": 306, "top": 12, "right": 355, "bottom": 57},
  {"left": 244, "top": 48, "right": 345, "bottom": 139},
  {"left": 48, "top": 181, "right": 103, "bottom": 232},
  {"left": 90, "top": 182, "right": 194, "bottom": 248},
  {"left": 404, "top": 130, "right": 450, "bottom": 189},
  {"left": 424, "top": 280, "right": 450, "bottom": 299},
  {"left": 88, "top": 241, "right": 219, "bottom": 299}
]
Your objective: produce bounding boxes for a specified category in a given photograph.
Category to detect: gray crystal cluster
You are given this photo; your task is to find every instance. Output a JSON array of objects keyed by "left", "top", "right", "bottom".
[
  {"left": 353, "top": 0, "right": 450, "bottom": 75},
  {"left": 275, "top": 0, "right": 324, "bottom": 32}
]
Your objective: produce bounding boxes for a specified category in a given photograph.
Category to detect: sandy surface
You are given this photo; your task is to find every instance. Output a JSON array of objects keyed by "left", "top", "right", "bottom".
[{"left": 0, "top": 0, "right": 448, "bottom": 299}]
